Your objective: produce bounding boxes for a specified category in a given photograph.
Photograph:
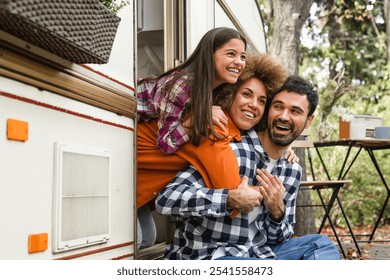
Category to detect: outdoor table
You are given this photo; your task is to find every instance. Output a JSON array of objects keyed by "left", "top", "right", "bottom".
[{"left": 313, "top": 138, "right": 390, "bottom": 244}]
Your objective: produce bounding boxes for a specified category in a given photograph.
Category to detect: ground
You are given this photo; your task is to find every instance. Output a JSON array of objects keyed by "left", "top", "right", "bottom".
[{"left": 322, "top": 224, "right": 390, "bottom": 260}]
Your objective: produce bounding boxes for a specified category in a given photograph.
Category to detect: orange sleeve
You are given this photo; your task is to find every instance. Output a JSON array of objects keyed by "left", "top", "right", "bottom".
[
  {"left": 137, "top": 120, "right": 188, "bottom": 208},
  {"left": 137, "top": 116, "right": 243, "bottom": 215},
  {"left": 176, "top": 115, "right": 242, "bottom": 190}
]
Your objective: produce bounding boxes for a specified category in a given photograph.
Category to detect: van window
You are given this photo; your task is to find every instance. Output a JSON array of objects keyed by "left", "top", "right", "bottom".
[{"left": 53, "top": 143, "right": 110, "bottom": 252}]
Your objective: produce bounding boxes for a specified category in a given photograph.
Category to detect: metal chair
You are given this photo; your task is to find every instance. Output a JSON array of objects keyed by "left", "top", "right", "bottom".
[{"left": 292, "top": 129, "right": 360, "bottom": 258}]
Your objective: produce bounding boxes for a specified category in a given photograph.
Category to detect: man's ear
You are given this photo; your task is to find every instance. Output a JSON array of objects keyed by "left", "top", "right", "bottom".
[{"left": 305, "top": 114, "right": 315, "bottom": 129}]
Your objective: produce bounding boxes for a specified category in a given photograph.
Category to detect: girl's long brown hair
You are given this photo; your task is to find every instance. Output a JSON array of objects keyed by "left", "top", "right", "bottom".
[{"left": 139, "top": 27, "right": 247, "bottom": 146}]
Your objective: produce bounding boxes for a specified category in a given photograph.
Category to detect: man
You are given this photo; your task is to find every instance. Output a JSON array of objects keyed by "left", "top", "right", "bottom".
[{"left": 156, "top": 75, "right": 340, "bottom": 260}]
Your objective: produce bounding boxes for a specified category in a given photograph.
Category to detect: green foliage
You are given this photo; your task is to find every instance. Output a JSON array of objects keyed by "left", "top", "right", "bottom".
[
  {"left": 300, "top": 0, "right": 389, "bottom": 96},
  {"left": 309, "top": 144, "right": 390, "bottom": 227},
  {"left": 300, "top": 0, "right": 389, "bottom": 227},
  {"left": 309, "top": 94, "right": 390, "bottom": 227},
  {"left": 259, "top": 0, "right": 390, "bottom": 227},
  {"left": 99, "top": 0, "right": 130, "bottom": 13},
  {"left": 256, "top": 0, "right": 275, "bottom": 44},
  {"left": 316, "top": 71, "right": 364, "bottom": 122}
]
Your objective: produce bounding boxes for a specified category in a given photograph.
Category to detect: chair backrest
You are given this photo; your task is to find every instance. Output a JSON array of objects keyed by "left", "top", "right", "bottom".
[
  {"left": 290, "top": 128, "right": 316, "bottom": 180},
  {"left": 290, "top": 128, "right": 313, "bottom": 148}
]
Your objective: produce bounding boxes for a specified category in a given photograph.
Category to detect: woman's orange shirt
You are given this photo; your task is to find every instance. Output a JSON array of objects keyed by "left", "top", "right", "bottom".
[{"left": 137, "top": 115, "right": 242, "bottom": 208}]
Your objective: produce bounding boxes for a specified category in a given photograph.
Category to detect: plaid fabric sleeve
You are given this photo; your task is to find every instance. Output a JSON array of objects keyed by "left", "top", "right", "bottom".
[
  {"left": 156, "top": 75, "right": 191, "bottom": 154},
  {"left": 136, "top": 73, "right": 191, "bottom": 154},
  {"left": 136, "top": 79, "right": 159, "bottom": 123},
  {"left": 155, "top": 165, "right": 231, "bottom": 217},
  {"left": 265, "top": 162, "right": 302, "bottom": 244}
]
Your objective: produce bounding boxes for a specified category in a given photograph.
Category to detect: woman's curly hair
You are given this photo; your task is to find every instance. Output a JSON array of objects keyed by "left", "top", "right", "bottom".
[{"left": 213, "top": 53, "right": 288, "bottom": 130}]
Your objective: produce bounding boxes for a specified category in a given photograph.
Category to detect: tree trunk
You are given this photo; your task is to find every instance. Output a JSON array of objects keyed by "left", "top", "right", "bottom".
[
  {"left": 268, "top": 0, "right": 316, "bottom": 236},
  {"left": 269, "top": 0, "right": 313, "bottom": 75},
  {"left": 294, "top": 147, "right": 316, "bottom": 235}
]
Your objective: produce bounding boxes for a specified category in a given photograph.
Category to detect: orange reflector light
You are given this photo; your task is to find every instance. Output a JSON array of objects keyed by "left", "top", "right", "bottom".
[
  {"left": 28, "top": 233, "right": 48, "bottom": 253},
  {"left": 7, "top": 119, "right": 29, "bottom": 141}
]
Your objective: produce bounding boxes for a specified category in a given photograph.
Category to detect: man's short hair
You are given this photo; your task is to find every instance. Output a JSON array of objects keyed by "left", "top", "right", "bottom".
[{"left": 278, "top": 75, "right": 318, "bottom": 117}]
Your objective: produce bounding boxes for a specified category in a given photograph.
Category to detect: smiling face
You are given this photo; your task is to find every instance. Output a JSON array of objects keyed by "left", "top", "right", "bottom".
[
  {"left": 228, "top": 77, "right": 267, "bottom": 131},
  {"left": 267, "top": 90, "right": 314, "bottom": 146},
  {"left": 213, "top": 38, "right": 246, "bottom": 88}
]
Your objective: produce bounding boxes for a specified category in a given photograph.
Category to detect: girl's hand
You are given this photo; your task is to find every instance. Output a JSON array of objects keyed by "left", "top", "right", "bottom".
[
  {"left": 285, "top": 145, "right": 299, "bottom": 163},
  {"left": 212, "top": 106, "right": 228, "bottom": 131}
]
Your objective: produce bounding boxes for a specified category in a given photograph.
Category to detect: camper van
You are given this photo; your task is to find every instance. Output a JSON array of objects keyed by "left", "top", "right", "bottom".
[{"left": 0, "top": 0, "right": 266, "bottom": 260}]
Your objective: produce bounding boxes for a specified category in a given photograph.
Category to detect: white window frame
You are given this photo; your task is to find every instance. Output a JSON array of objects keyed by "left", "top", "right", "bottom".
[{"left": 53, "top": 143, "right": 110, "bottom": 252}]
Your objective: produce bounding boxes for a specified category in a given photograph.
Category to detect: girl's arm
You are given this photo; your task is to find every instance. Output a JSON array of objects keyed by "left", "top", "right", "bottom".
[{"left": 156, "top": 75, "right": 192, "bottom": 154}]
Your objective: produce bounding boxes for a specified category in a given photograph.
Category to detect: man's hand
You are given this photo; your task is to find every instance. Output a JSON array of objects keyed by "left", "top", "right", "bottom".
[
  {"left": 227, "top": 177, "right": 263, "bottom": 213},
  {"left": 256, "top": 169, "right": 285, "bottom": 221}
]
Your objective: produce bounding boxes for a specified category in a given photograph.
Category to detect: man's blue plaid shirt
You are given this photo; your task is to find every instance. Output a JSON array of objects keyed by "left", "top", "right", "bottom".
[{"left": 156, "top": 129, "right": 302, "bottom": 260}]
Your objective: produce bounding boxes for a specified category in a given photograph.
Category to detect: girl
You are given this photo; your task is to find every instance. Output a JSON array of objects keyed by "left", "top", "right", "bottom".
[
  {"left": 137, "top": 27, "right": 247, "bottom": 248},
  {"left": 137, "top": 27, "right": 247, "bottom": 154}
]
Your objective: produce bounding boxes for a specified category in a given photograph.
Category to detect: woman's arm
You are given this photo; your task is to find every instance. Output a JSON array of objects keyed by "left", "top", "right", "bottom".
[{"left": 176, "top": 114, "right": 242, "bottom": 190}]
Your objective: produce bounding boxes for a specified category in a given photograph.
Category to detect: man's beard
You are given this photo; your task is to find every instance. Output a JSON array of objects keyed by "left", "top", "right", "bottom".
[
  {"left": 268, "top": 120, "right": 304, "bottom": 147},
  {"left": 269, "top": 130, "right": 295, "bottom": 147}
]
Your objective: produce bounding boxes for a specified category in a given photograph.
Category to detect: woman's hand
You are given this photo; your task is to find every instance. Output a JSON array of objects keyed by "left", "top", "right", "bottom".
[
  {"left": 285, "top": 145, "right": 299, "bottom": 163},
  {"left": 212, "top": 106, "right": 228, "bottom": 131},
  {"left": 227, "top": 177, "right": 263, "bottom": 213}
]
